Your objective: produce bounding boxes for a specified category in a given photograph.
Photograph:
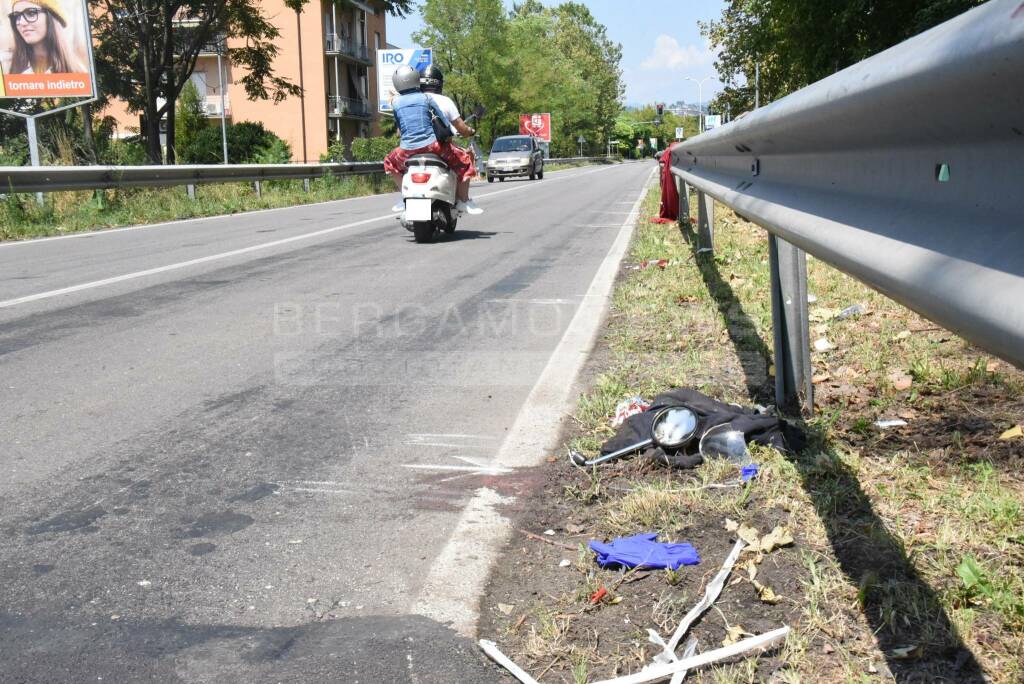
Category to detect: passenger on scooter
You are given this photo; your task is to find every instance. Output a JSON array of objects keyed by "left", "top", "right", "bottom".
[
  {"left": 383, "top": 65, "right": 482, "bottom": 215},
  {"left": 420, "top": 65, "right": 480, "bottom": 186}
]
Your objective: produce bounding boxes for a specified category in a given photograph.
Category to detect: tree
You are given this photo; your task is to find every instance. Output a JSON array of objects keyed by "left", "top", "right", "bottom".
[
  {"left": 92, "top": 0, "right": 413, "bottom": 164},
  {"left": 702, "top": 0, "right": 986, "bottom": 114},
  {"left": 414, "top": 0, "right": 518, "bottom": 147},
  {"left": 174, "top": 80, "right": 208, "bottom": 162}
]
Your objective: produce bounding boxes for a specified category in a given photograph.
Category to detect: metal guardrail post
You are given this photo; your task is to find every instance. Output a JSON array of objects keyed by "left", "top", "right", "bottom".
[
  {"left": 696, "top": 190, "right": 714, "bottom": 251},
  {"left": 768, "top": 235, "right": 813, "bottom": 413},
  {"left": 676, "top": 177, "right": 689, "bottom": 226},
  {"left": 186, "top": 184, "right": 196, "bottom": 200},
  {"left": 303, "top": 178, "right": 311, "bottom": 193},
  {"left": 253, "top": 181, "right": 262, "bottom": 198}
]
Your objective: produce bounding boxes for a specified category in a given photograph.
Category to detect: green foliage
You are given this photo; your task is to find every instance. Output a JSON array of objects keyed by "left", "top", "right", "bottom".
[
  {"left": 348, "top": 136, "right": 400, "bottom": 162},
  {"left": 414, "top": 0, "right": 624, "bottom": 157},
  {"left": 702, "top": 0, "right": 986, "bottom": 113},
  {"left": 175, "top": 81, "right": 209, "bottom": 162},
  {"left": 186, "top": 121, "right": 290, "bottom": 164},
  {"left": 102, "top": 140, "right": 150, "bottom": 166}
]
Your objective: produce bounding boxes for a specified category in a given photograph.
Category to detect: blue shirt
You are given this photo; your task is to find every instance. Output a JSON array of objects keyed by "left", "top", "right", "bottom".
[{"left": 393, "top": 91, "right": 451, "bottom": 150}]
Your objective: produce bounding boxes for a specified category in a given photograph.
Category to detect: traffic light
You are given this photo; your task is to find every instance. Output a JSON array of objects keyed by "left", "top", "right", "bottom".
[{"left": 655, "top": 103, "right": 665, "bottom": 124}]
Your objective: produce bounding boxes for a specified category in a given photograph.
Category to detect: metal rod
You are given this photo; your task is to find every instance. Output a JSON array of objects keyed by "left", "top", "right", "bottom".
[
  {"left": 571, "top": 438, "right": 653, "bottom": 468},
  {"left": 217, "top": 47, "right": 228, "bottom": 164},
  {"left": 25, "top": 117, "right": 43, "bottom": 206}
]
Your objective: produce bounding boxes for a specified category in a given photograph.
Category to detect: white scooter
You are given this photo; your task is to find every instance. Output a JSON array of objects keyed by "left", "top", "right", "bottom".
[{"left": 400, "top": 106, "right": 485, "bottom": 243}]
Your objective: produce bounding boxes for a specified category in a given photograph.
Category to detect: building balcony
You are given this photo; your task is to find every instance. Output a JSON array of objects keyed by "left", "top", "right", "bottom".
[
  {"left": 324, "top": 34, "right": 371, "bottom": 63},
  {"left": 329, "top": 96, "right": 370, "bottom": 118}
]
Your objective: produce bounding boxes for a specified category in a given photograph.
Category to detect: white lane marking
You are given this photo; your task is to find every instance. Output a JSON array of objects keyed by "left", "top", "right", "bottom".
[
  {"left": 406, "top": 433, "right": 496, "bottom": 440},
  {"left": 0, "top": 163, "right": 623, "bottom": 249},
  {"left": 0, "top": 212, "right": 394, "bottom": 309},
  {"left": 485, "top": 298, "right": 577, "bottom": 305},
  {"left": 0, "top": 164, "right": 628, "bottom": 310},
  {"left": 411, "top": 165, "right": 657, "bottom": 635},
  {"left": 401, "top": 464, "right": 512, "bottom": 475},
  {"left": 403, "top": 442, "right": 490, "bottom": 449}
]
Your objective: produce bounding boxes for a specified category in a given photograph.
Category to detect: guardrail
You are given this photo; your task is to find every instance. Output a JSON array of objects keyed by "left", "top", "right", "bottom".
[
  {"left": 0, "top": 156, "right": 618, "bottom": 196},
  {"left": 669, "top": 0, "right": 1024, "bottom": 411}
]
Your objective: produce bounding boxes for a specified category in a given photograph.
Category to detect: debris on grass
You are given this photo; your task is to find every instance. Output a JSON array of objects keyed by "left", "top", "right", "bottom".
[
  {"left": 479, "top": 639, "right": 540, "bottom": 684},
  {"left": 589, "top": 533, "right": 700, "bottom": 570},
  {"left": 999, "top": 425, "right": 1022, "bottom": 440},
  {"left": 875, "top": 418, "right": 908, "bottom": 428}
]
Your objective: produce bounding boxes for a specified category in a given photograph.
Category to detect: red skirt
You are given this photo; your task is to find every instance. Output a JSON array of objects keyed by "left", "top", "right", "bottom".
[{"left": 384, "top": 141, "right": 476, "bottom": 182}]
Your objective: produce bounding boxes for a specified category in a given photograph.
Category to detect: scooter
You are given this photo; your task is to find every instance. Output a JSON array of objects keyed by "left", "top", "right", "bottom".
[{"left": 400, "top": 106, "right": 485, "bottom": 243}]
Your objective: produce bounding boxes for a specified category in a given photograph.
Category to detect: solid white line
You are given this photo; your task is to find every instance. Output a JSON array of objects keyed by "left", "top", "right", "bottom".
[
  {"left": 0, "top": 164, "right": 627, "bottom": 310},
  {"left": 0, "top": 212, "right": 394, "bottom": 309},
  {"left": 411, "top": 164, "right": 657, "bottom": 635}
]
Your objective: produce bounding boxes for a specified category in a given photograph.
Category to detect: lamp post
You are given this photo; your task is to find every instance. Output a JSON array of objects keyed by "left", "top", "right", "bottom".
[{"left": 683, "top": 76, "right": 714, "bottom": 133}]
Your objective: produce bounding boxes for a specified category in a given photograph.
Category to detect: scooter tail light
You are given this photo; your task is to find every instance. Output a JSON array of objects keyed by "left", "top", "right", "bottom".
[{"left": 410, "top": 172, "right": 431, "bottom": 183}]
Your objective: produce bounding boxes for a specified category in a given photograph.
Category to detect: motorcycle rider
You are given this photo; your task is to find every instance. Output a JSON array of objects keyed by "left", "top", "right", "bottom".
[
  {"left": 383, "top": 65, "right": 482, "bottom": 215},
  {"left": 420, "top": 65, "right": 480, "bottom": 182}
]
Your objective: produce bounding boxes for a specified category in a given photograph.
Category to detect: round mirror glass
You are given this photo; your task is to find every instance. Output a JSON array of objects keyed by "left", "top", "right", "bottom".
[
  {"left": 698, "top": 424, "right": 751, "bottom": 465},
  {"left": 652, "top": 407, "right": 698, "bottom": 447}
]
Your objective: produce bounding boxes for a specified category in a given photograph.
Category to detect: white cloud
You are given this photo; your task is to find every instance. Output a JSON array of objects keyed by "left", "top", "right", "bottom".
[{"left": 640, "top": 35, "right": 717, "bottom": 71}]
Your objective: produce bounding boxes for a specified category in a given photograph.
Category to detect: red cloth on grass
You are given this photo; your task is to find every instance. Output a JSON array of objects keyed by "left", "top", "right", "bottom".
[{"left": 658, "top": 143, "right": 681, "bottom": 220}]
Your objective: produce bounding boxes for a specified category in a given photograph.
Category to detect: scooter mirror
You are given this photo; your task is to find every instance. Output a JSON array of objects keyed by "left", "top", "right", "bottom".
[
  {"left": 651, "top": 406, "right": 698, "bottom": 448},
  {"left": 473, "top": 104, "right": 486, "bottom": 119},
  {"left": 698, "top": 424, "right": 751, "bottom": 465},
  {"left": 569, "top": 406, "right": 697, "bottom": 468}
]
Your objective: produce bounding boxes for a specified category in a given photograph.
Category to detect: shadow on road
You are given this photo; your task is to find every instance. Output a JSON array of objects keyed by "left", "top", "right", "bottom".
[{"left": 677, "top": 217, "right": 986, "bottom": 682}]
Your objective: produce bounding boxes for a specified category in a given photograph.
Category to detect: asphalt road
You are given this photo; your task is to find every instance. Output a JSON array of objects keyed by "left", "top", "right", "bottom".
[{"left": 0, "top": 161, "right": 654, "bottom": 683}]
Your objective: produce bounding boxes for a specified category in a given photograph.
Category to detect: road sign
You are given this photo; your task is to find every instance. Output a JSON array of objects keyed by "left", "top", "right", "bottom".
[
  {"left": 376, "top": 48, "right": 433, "bottom": 113},
  {"left": 0, "top": 0, "right": 96, "bottom": 98},
  {"left": 705, "top": 114, "right": 722, "bottom": 130},
  {"left": 519, "top": 113, "right": 551, "bottom": 142},
  {"left": 675, "top": 127, "right": 685, "bottom": 140},
  {"left": 649, "top": 138, "right": 657, "bottom": 149},
  {"left": 577, "top": 134, "right": 586, "bottom": 143}
]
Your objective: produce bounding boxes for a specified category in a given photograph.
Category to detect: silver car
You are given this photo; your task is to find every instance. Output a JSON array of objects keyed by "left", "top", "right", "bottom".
[{"left": 486, "top": 135, "right": 544, "bottom": 182}]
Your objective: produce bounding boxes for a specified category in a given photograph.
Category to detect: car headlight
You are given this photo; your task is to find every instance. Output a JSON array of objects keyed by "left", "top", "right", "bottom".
[{"left": 520, "top": 157, "right": 530, "bottom": 164}]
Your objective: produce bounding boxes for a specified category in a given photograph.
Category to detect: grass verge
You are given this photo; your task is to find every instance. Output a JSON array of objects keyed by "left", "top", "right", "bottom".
[
  {"left": 0, "top": 173, "right": 393, "bottom": 242},
  {"left": 480, "top": 185, "right": 1023, "bottom": 683}
]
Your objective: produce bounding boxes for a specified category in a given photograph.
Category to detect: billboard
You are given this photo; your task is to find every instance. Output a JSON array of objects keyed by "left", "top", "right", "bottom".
[
  {"left": 0, "top": 0, "right": 95, "bottom": 98},
  {"left": 704, "top": 114, "right": 722, "bottom": 130},
  {"left": 518, "top": 113, "right": 551, "bottom": 142},
  {"left": 375, "top": 48, "right": 432, "bottom": 113}
]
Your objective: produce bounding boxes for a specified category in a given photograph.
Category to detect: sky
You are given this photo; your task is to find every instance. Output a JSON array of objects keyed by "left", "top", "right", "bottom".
[{"left": 385, "top": 0, "right": 729, "bottom": 108}]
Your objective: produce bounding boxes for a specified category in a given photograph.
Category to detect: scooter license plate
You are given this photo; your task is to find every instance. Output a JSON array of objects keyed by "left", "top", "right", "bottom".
[{"left": 405, "top": 198, "right": 432, "bottom": 221}]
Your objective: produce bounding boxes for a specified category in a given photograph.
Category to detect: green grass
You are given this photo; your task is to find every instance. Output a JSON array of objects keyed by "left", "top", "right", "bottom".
[
  {"left": 0, "top": 173, "right": 393, "bottom": 241},
  {"left": 500, "top": 182, "right": 1024, "bottom": 682}
]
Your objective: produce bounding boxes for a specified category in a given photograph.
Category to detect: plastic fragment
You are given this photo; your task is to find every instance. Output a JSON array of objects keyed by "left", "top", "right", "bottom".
[
  {"left": 592, "top": 626, "right": 790, "bottom": 684},
  {"left": 741, "top": 464, "right": 759, "bottom": 482},
  {"left": 875, "top": 419, "right": 908, "bottom": 428},
  {"left": 835, "top": 303, "right": 866, "bottom": 320},
  {"left": 611, "top": 396, "right": 651, "bottom": 428},
  {"left": 478, "top": 640, "right": 540, "bottom": 684}
]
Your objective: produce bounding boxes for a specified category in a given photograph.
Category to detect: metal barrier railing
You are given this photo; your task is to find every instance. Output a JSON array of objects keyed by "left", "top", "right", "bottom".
[{"left": 669, "top": 0, "right": 1024, "bottom": 411}]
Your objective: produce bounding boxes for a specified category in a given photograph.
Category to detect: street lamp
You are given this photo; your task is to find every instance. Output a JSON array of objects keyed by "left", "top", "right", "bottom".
[{"left": 683, "top": 76, "right": 715, "bottom": 133}]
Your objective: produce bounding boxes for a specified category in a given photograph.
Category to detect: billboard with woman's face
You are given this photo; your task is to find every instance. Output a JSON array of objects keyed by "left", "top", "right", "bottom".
[{"left": 0, "top": 0, "right": 94, "bottom": 98}]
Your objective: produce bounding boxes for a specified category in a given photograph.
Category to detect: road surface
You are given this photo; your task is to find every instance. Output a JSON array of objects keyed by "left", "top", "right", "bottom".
[{"left": 0, "top": 161, "right": 654, "bottom": 682}]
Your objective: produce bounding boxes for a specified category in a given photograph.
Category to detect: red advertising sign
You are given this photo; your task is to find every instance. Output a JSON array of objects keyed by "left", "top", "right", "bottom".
[
  {"left": 0, "top": 0, "right": 96, "bottom": 98},
  {"left": 519, "top": 113, "right": 551, "bottom": 142}
]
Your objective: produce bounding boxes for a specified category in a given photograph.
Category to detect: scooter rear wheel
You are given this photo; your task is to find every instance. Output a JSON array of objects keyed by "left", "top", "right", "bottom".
[{"left": 412, "top": 221, "right": 436, "bottom": 243}]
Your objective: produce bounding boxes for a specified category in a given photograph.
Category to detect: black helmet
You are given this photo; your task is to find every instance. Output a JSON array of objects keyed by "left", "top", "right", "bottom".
[
  {"left": 420, "top": 65, "right": 444, "bottom": 94},
  {"left": 392, "top": 65, "right": 421, "bottom": 94}
]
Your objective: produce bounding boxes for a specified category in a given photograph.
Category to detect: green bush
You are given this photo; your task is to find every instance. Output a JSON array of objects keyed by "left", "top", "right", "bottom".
[
  {"left": 185, "top": 121, "right": 290, "bottom": 164},
  {"left": 102, "top": 139, "right": 150, "bottom": 166},
  {"left": 349, "top": 135, "right": 399, "bottom": 162},
  {"left": 175, "top": 81, "right": 209, "bottom": 160}
]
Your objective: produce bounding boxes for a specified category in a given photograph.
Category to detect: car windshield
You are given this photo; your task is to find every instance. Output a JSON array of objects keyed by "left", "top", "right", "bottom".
[{"left": 491, "top": 138, "right": 531, "bottom": 153}]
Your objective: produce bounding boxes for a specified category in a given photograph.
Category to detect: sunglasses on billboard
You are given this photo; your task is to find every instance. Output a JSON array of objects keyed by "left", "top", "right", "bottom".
[{"left": 9, "top": 7, "right": 46, "bottom": 24}]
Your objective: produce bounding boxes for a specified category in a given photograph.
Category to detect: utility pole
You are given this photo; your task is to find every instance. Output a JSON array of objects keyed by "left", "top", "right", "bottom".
[{"left": 755, "top": 62, "right": 761, "bottom": 109}]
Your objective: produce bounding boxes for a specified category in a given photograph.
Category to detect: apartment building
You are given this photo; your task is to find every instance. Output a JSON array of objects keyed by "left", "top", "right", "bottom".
[{"left": 108, "top": 0, "right": 389, "bottom": 161}]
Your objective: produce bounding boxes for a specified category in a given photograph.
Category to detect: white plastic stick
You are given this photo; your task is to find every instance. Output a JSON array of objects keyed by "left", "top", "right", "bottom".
[
  {"left": 591, "top": 626, "right": 790, "bottom": 684},
  {"left": 653, "top": 537, "right": 745, "bottom": 682},
  {"left": 478, "top": 639, "right": 540, "bottom": 684}
]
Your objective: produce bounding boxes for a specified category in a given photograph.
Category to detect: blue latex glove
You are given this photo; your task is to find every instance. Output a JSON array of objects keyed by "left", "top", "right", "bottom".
[
  {"left": 741, "top": 463, "right": 760, "bottom": 482},
  {"left": 589, "top": 533, "right": 700, "bottom": 570}
]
